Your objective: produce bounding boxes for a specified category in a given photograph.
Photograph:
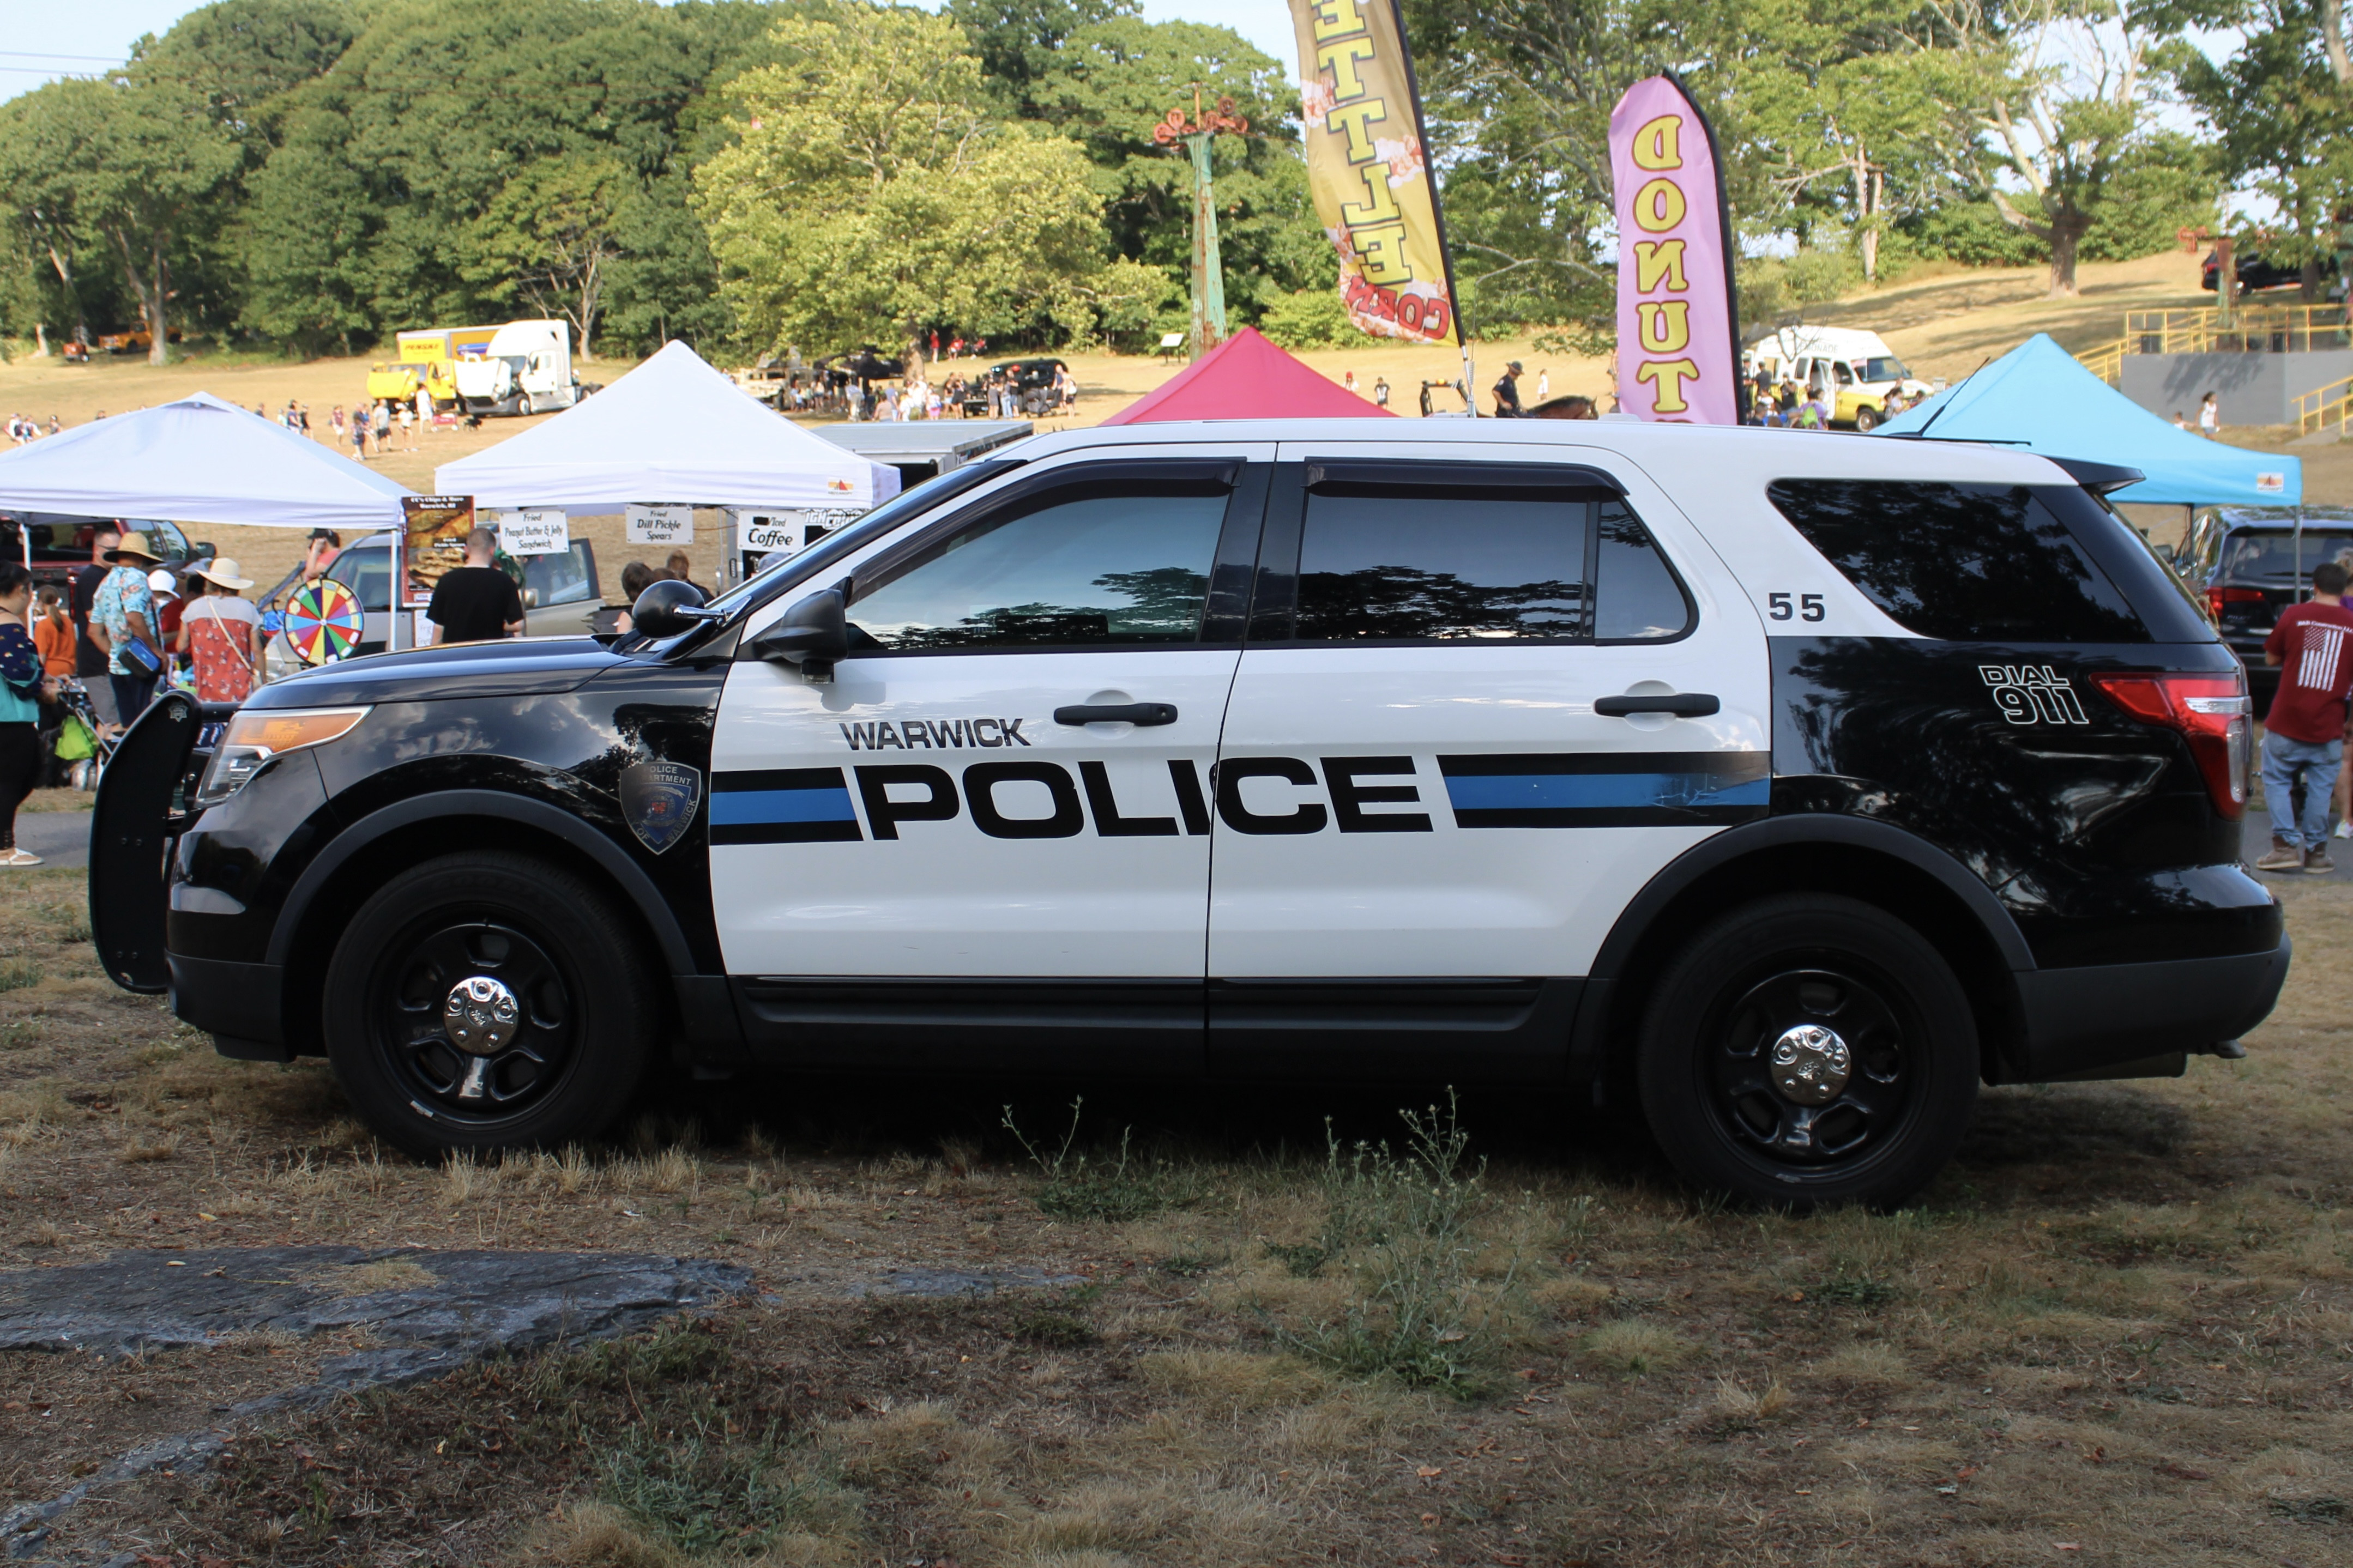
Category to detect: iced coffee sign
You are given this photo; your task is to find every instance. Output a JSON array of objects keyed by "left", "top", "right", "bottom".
[{"left": 1609, "top": 76, "right": 1739, "bottom": 425}]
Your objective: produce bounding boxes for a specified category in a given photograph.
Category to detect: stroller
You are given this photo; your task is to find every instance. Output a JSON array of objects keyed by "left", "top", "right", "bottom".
[{"left": 44, "top": 679, "right": 117, "bottom": 792}]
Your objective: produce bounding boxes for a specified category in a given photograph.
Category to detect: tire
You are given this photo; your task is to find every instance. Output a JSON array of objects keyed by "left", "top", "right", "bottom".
[
  {"left": 322, "top": 851, "right": 656, "bottom": 1159},
  {"left": 517, "top": 393, "right": 535, "bottom": 417},
  {"left": 1636, "top": 893, "right": 1977, "bottom": 1210},
  {"left": 1852, "top": 404, "right": 1881, "bottom": 432}
]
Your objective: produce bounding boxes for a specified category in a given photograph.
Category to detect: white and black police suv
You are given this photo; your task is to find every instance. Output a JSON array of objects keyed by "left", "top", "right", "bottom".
[{"left": 90, "top": 419, "right": 2286, "bottom": 1209}]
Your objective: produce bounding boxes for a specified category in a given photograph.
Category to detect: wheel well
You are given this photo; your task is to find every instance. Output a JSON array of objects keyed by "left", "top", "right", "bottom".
[
  {"left": 276, "top": 816, "right": 678, "bottom": 1058},
  {"left": 1593, "top": 843, "right": 2023, "bottom": 1087}
]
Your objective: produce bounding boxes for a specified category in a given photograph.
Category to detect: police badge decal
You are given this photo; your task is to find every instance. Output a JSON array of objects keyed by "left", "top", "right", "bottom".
[{"left": 620, "top": 760, "right": 703, "bottom": 853}]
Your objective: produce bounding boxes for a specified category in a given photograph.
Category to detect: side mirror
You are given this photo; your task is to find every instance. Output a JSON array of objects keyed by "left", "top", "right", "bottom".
[
  {"left": 630, "top": 577, "right": 716, "bottom": 637},
  {"left": 751, "top": 588, "right": 848, "bottom": 674}
]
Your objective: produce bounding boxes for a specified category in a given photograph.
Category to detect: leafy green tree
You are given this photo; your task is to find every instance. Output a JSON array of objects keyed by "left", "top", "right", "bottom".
[
  {"left": 2161, "top": 0, "right": 2353, "bottom": 296},
  {"left": 695, "top": 6, "right": 1112, "bottom": 355},
  {"left": 950, "top": 0, "right": 1139, "bottom": 112},
  {"left": 464, "top": 155, "right": 631, "bottom": 358},
  {"left": 0, "top": 78, "right": 240, "bottom": 362}
]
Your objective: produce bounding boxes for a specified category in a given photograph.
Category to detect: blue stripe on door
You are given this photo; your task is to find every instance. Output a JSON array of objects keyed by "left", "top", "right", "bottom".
[
  {"left": 1437, "top": 753, "right": 1769, "bottom": 828},
  {"left": 710, "top": 768, "right": 862, "bottom": 844}
]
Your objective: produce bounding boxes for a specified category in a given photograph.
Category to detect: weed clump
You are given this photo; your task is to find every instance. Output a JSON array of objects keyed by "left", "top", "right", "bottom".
[
  {"left": 1001, "top": 1098, "right": 1200, "bottom": 1221},
  {"left": 1268, "top": 1095, "right": 1517, "bottom": 1397},
  {"left": 0, "top": 958, "right": 42, "bottom": 994},
  {"left": 595, "top": 1419, "right": 854, "bottom": 1556}
]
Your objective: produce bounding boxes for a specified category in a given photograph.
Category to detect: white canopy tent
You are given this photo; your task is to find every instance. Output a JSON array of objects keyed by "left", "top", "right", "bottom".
[
  {"left": 0, "top": 390, "right": 414, "bottom": 534},
  {"left": 435, "top": 341, "right": 902, "bottom": 513}
]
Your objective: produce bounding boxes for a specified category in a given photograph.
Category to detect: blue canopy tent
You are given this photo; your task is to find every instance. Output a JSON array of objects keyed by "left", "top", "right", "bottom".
[{"left": 1874, "top": 332, "right": 2301, "bottom": 506}]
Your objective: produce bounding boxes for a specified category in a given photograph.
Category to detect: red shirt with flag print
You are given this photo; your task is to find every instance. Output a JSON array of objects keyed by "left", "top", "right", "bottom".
[{"left": 2263, "top": 599, "right": 2353, "bottom": 743}]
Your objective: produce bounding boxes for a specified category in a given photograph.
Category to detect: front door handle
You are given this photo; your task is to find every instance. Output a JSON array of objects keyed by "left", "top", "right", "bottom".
[
  {"left": 1054, "top": 702, "right": 1179, "bottom": 727},
  {"left": 1595, "top": 692, "right": 1720, "bottom": 717}
]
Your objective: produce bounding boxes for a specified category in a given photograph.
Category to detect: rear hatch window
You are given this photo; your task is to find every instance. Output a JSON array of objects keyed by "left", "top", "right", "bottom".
[
  {"left": 1766, "top": 480, "right": 2207, "bottom": 643},
  {"left": 2222, "top": 530, "right": 2353, "bottom": 582}
]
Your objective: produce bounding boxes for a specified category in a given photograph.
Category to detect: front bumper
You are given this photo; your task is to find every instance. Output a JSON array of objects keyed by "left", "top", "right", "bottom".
[
  {"left": 168, "top": 953, "right": 292, "bottom": 1062},
  {"left": 2014, "top": 937, "right": 2291, "bottom": 1080}
]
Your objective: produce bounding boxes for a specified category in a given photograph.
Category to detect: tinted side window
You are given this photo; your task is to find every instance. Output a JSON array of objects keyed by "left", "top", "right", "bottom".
[
  {"left": 1294, "top": 489, "right": 1588, "bottom": 641},
  {"left": 1766, "top": 480, "right": 2148, "bottom": 642},
  {"left": 1594, "top": 500, "right": 1693, "bottom": 641},
  {"left": 847, "top": 486, "right": 1228, "bottom": 651}
]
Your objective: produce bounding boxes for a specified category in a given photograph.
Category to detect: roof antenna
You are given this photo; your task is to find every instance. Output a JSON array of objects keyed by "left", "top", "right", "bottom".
[{"left": 1910, "top": 355, "right": 1990, "bottom": 439}]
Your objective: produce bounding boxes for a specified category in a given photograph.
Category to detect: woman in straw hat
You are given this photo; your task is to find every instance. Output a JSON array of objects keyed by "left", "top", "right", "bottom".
[{"left": 178, "top": 558, "right": 264, "bottom": 704}]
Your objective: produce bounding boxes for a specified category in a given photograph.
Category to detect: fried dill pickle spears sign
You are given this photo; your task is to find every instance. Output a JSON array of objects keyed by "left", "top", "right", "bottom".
[
  {"left": 1610, "top": 75, "right": 1741, "bottom": 425},
  {"left": 1288, "top": 0, "right": 1458, "bottom": 344}
]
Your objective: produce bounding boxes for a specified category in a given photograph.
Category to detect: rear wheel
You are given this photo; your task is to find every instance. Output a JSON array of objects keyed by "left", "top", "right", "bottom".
[
  {"left": 323, "top": 851, "right": 655, "bottom": 1159},
  {"left": 1852, "top": 404, "right": 1882, "bottom": 432},
  {"left": 1636, "top": 894, "right": 1977, "bottom": 1210}
]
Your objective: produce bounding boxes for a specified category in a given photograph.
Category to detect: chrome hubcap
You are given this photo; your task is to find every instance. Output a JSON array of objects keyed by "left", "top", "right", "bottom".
[
  {"left": 443, "top": 975, "right": 520, "bottom": 1057},
  {"left": 1769, "top": 1024, "right": 1851, "bottom": 1105}
]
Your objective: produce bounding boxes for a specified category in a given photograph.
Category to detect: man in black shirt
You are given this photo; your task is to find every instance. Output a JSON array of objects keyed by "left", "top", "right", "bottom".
[
  {"left": 426, "top": 528, "right": 526, "bottom": 645},
  {"left": 72, "top": 525, "right": 120, "bottom": 724}
]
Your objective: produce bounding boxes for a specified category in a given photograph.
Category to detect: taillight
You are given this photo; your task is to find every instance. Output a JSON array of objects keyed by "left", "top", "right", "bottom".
[
  {"left": 2206, "top": 585, "right": 2262, "bottom": 621},
  {"left": 2091, "top": 671, "right": 2249, "bottom": 819}
]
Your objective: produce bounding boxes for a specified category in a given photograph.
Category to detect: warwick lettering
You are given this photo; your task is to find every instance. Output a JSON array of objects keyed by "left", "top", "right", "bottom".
[
  {"left": 841, "top": 718, "right": 1030, "bottom": 750},
  {"left": 1626, "top": 114, "right": 1698, "bottom": 417}
]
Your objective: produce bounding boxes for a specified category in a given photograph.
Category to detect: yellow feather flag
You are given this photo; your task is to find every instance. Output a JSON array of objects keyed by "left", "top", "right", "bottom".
[{"left": 1288, "top": 0, "right": 1463, "bottom": 346}]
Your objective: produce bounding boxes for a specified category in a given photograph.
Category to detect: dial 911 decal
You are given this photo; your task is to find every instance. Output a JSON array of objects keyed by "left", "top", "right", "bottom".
[{"left": 1980, "top": 663, "right": 2088, "bottom": 725}]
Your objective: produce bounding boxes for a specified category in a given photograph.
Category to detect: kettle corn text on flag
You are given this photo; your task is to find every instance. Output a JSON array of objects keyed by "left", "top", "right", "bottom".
[{"left": 1289, "top": 0, "right": 1461, "bottom": 344}]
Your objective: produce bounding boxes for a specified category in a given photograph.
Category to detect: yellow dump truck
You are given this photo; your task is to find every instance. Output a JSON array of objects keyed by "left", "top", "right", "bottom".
[{"left": 366, "top": 325, "right": 500, "bottom": 409}]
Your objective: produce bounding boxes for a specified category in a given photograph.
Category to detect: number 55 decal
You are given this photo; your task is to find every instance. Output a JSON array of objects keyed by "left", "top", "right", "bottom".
[{"left": 1766, "top": 592, "right": 1826, "bottom": 622}]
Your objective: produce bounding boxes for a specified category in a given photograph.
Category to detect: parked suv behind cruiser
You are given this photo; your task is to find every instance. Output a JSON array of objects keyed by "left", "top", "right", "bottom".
[{"left": 95, "top": 420, "right": 2288, "bottom": 1209}]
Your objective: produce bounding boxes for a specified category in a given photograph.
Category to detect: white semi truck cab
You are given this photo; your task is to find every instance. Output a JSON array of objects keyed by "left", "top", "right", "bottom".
[{"left": 453, "top": 320, "right": 584, "bottom": 417}]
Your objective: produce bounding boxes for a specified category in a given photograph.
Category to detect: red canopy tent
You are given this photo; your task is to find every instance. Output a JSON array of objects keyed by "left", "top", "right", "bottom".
[{"left": 1102, "top": 327, "right": 1393, "bottom": 424}]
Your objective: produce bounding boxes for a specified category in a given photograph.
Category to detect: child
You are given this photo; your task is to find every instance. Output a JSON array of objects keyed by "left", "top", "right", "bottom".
[{"left": 32, "top": 585, "right": 73, "bottom": 676}]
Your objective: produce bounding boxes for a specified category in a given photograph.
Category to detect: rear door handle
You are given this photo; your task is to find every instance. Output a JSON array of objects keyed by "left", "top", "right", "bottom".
[
  {"left": 1594, "top": 692, "right": 1720, "bottom": 717},
  {"left": 1054, "top": 703, "right": 1179, "bottom": 727}
]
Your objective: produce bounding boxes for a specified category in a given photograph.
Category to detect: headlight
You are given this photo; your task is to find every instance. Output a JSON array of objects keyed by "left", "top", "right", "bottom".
[{"left": 195, "top": 706, "right": 370, "bottom": 808}]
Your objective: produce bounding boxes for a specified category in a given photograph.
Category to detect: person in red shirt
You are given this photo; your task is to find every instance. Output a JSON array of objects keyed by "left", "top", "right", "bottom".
[{"left": 2258, "top": 559, "right": 2353, "bottom": 871}]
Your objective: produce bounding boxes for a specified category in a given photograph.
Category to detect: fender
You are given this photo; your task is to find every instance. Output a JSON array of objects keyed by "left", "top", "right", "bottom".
[
  {"left": 267, "top": 788, "right": 701, "bottom": 977},
  {"left": 1567, "top": 813, "right": 2037, "bottom": 1082}
]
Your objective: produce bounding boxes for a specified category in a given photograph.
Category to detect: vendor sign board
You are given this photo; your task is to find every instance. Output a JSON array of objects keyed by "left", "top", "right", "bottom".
[
  {"left": 496, "top": 509, "right": 569, "bottom": 557},
  {"left": 401, "top": 494, "right": 475, "bottom": 606},
  {"left": 627, "top": 505, "right": 693, "bottom": 546},
  {"left": 736, "top": 508, "right": 861, "bottom": 556}
]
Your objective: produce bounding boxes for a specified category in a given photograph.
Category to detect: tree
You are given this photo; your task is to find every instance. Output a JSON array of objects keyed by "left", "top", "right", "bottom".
[
  {"left": 0, "top": 78, "right": 239, "bottom": 362},
  {"left": 466, "top": 156, "right": 630, "bottom": 358},
  {"left": 2162, "top": 0, "right": 2353, "bottom": 297},
  {"left": 1930, "top": 0, "right": 2180, "bottom": 296},
  {"left": 693, "top": 6, "right": 1113, "bottom": 355}
]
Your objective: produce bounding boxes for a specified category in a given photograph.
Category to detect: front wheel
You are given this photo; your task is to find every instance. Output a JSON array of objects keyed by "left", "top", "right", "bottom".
[
  {"left": 517, "top": 393, "right": 535, "bottom": 417},
  {"left": 1636, "top": 894, "right": 1978, "bottom": 1210},
  {"left": 323, "top": 851, "right": 656, "bottom": 1159}
]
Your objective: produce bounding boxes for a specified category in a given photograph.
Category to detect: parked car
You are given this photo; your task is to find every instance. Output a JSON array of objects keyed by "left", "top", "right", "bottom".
[
  {"left": 2173, "top": 506, "right": 2353, "bottom": 709},
  {"left": 254, "top": 533, "right": 604, "bottom": 678},
  {"left": 2, "top": 514, "right": 202, "bottom": 596},
  {"left": 2201, "top": 250, "right": 2306, "bottom": 295}
]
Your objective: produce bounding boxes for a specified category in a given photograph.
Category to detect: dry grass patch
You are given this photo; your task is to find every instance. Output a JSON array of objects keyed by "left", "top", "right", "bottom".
[
  {"left": 313, "top": 1257, "right": 438, "bottom": 1296},
  {"left": 1136, "top": 1348, "right": 1326, "bottom": 1409},
  {"left": 1583, "top": 1319, "right": 1691, "bottom": 1373}
]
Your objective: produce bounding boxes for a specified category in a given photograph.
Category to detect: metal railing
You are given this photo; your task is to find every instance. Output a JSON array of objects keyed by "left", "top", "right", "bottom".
[
  {"left": 2075, "top": 338, "right": 2125, "bottom": 384},
  {"left": 2122, "top": 304, "right": 2350, "bottom": 356},
  {"left": 2296, "top": 373, "right": 2353, "bottom": 437}
]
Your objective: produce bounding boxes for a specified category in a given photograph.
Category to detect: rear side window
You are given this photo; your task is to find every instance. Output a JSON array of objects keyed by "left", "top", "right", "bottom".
[
  {"left": 1766, "top": 480, "right": 2147, "bottom": 642},
  {"left": 1295, "top": 488, "right": 1587, "bottom": 640},
  {"left": 1283, "top": 474, "right": 1693, "bottom": 643}
]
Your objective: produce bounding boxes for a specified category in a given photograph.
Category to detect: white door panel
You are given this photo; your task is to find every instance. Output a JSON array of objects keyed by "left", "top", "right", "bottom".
[
  {"left": 710, "top": 441, "right": 1270, "bottom": 980},
  {"left": 1207, "top": 440, "right": 1770, "bottom": 980}
]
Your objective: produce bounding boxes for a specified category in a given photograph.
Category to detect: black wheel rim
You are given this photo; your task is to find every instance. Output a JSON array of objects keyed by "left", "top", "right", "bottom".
[
  {"left": 1700, "top": 960, "right": 1916, "bottom": 1181},
  {"left": 367, "top": 915, "right": 579, "bottom": 1130}
]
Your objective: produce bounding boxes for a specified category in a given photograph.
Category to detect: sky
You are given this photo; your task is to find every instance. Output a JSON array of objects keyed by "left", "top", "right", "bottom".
[{"left": 0, "top": 0, "right": 1304, "bottom": 87}]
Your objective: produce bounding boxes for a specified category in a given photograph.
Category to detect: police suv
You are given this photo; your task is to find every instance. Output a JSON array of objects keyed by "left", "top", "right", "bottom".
[{"left": 90, "top": 419, "right": 2289, "bottom": 1209}]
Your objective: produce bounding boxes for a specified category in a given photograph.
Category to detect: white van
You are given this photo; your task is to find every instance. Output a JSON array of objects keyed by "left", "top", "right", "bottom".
[{"left": 1745, "top": 326, "right": 1935, "bottom": 431}]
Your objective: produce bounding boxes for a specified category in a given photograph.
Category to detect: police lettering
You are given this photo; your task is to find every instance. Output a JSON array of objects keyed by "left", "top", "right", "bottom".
[{"left": 843, "top": 755, "right": 1430, "bottom": 840}]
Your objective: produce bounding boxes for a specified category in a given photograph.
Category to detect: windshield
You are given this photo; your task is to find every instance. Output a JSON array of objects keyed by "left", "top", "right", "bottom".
[
  {"left": 1860, "top": 356, "right": 1910, "bottom": 382},
  {"left": 2221, "top": 530, "right": 2353, "bottom": 580}
]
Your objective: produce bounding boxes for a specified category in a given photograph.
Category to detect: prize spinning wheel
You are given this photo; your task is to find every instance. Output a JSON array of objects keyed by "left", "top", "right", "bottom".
[{"left": 283, "top": 578, "right": 365, "bottom": 665}]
